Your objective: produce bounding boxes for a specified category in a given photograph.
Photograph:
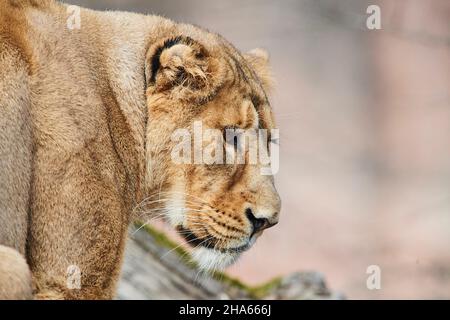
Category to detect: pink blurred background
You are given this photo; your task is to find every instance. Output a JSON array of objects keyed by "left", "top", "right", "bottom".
[{"left": 72, "top": 0, "right": 450, "bottom": 299}]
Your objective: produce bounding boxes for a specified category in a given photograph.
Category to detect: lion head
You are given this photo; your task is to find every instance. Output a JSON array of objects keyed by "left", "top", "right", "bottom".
[{"left": 142, "top": 30, "right": 281, "bottom": 271}]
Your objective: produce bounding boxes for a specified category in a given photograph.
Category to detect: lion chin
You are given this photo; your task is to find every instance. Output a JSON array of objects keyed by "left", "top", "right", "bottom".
[
  {"left": 189, "top": 237, "right": 258, "bottom": 272},
  {"left": 174, "top": 224, "right": 258, "bottom": 272},
  {"left": 191, "top": 247, "right": 241, "bottom": 272}
]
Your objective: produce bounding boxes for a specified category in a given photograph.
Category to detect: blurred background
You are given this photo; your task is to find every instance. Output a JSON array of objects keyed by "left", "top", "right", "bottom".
[{"left": 70, "top": 0, "right": 450, "bottom": 299}]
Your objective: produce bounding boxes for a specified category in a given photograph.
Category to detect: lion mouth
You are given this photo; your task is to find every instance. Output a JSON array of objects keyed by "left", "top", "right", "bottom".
[{"left": 176, "top": 226, "right": 250, "bottom": 254}]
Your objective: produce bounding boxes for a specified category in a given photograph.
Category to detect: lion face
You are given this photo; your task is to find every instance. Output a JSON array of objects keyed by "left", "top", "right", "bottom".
[{"left": 143, "top": 34, "right": 281, "bottom": 271}]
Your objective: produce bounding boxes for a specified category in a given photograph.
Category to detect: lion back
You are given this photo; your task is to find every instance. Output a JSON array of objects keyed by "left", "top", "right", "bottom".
[{"left": 0, "top": 0, "right": 34, "bottom": 299}]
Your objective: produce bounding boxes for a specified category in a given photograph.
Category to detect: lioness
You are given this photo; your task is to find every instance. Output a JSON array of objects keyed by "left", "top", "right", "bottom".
[{"left": 0, "top": 0, "right": 281, "bottom": 299}]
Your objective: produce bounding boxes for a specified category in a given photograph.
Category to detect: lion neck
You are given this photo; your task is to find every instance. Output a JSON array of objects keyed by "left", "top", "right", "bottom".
[
  {"left": 84, "top": 7, "right": 189, "bottom": 207},
  {"left": 26, "top": 2, "right": 192, "bottom": 209},
  {"left": 48, "top": 3, "right": 180, "bottom": 205}
]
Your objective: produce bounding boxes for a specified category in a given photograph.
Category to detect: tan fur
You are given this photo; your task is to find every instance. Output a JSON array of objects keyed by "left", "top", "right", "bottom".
[
  {"left": 0, "top": 246, "right": 33, "bottom": 299},
  {"left": 0, "top": 0, "right": 280, "bottom": 299}
]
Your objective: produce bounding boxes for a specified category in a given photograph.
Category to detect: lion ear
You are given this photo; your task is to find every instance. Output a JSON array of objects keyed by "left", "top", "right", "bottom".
[
  {"left": 244, "top": 48, "right": 274, "bottom": 93},
  {"left": 145, "top": 36, "right": 223, "bottom": 100}
]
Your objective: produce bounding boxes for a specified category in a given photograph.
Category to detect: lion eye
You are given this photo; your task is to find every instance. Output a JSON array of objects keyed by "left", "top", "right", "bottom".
[
  {"left": 223, "top": 126, "right": 240, "bottom": 150},
  {"left": 232, "top": 135, "right": 239, "bottom": 148},
  {"left": 267, "top": 134, "right": 279, "bottom": 151},
  {"left": 270, "top": 138, "right": 280, "bottom": 146}
]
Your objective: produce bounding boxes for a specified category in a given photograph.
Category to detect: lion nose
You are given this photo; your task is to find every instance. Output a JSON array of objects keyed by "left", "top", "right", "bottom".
[{"left": 246, "top": 208, "right": 278, "bottom": 235}]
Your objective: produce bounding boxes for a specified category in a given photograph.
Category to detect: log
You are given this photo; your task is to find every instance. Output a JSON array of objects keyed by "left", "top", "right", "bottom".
[{"left": 117, "top": 225, "right": 344, "bottom": 300}]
